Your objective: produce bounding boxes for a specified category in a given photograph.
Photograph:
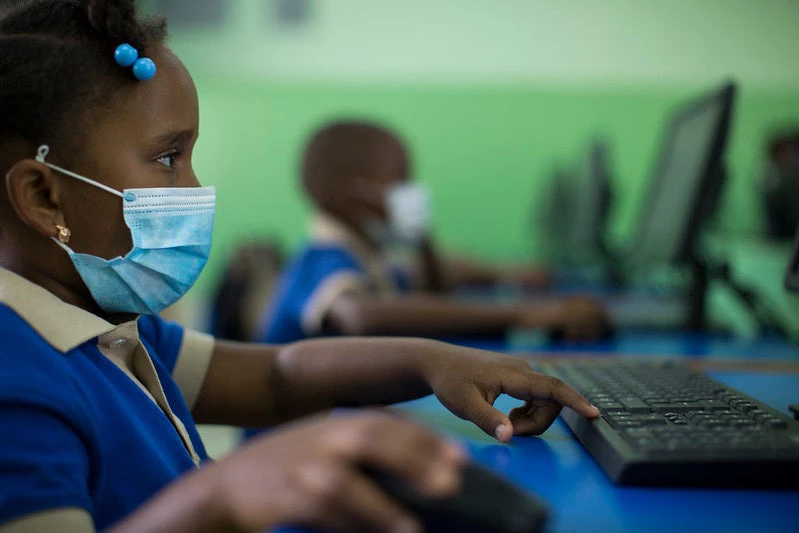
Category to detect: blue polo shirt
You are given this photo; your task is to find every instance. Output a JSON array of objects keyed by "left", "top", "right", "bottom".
[
  {"left": 257, "top": 215, "right": 411, "bottom": 344},
  {"left": 0, "top": 268, "right": 216, "bottom": 530}
]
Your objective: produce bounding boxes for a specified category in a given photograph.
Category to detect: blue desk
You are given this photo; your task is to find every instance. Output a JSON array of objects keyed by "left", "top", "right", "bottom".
[
  {"left": 394, "top": 370, "right": 799, "bottom": 533},
  {"left": 278, "top": 332, "right": 798, "bottom": 533}
]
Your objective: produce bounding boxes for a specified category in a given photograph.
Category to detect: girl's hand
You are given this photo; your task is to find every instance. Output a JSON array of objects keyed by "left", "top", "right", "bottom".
[
  {"left": 204, "top": 412, "right": 466, "bottom": 533},
  {"left": 420, "top": 344, "right": 600, "bottom": 442},
  {"left": 516, "top": 296, "right": 611, "bottom": 341}
]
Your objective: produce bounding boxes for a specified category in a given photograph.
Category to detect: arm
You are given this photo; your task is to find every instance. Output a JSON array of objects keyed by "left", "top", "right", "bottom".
[
  {"left": 191, "top": 336, "right": 599, "bottom": 437},
  {"left": 325, "top": 292, "right": 524, "bottom": 337},
  {"left": 324, "top": 291, "right": 592, "bottom": 338},
  {"left": 124, "top": 338, "right": 600, "bottom": 532},
  {"left": 191, "top": 336, "right": 438, "bottom": 427},
  {"left": 441, "top": 255, "right": 552, "bottom": 288},
  {"left": 108, "top": 414, "right": 467, "bottom": 533}
]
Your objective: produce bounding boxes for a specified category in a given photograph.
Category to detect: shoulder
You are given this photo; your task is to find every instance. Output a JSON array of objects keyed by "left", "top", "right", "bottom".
[
  {"left": 137, "top": 314, "right": 186, "bottom": 372},
  {"left": 284, "top": 244, "right": 365, "bottom": 286},
  {"left": 0, "top": 306, "right": 94, "bottom": 444},
  {"left": 0, "top": 305, "right": 79, "bottom": 397}
]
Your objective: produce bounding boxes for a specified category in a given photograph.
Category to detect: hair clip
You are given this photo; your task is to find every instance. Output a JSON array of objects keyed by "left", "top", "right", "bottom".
[{"left": 114, "top": 43, "right": 156, "bottom": 81}]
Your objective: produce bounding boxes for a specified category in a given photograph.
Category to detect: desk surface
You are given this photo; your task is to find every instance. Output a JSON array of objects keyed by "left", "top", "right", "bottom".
[
  {"left": 277, "top": 332, "right": 799, "bottom": 533},
  {"left": 394, "top": 370, "right": 799, "bottom": 533}
]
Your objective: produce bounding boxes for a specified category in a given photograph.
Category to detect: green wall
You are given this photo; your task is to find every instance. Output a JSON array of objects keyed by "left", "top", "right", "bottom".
[{"left": 188, "top": 79, "right": 799, "bottom": 301}]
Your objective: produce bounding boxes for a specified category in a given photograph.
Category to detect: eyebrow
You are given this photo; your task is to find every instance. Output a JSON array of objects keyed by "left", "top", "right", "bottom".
[{"left": 148, "top": 128, "right": 197, "bottom": 149}]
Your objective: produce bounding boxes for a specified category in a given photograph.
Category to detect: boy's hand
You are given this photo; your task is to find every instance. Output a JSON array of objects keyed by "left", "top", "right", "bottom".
[
  {"left": 499, "top": 265, "right": 553, "bottom": 288},
  {"left": 420, "top": 344, "right": 600, "bottom": 442},
  {"left": 205, "top": 413, "right": 466, "bottom": 533},
  {"left": 517, "top": 296, "right": 611, "bottom": 341}
]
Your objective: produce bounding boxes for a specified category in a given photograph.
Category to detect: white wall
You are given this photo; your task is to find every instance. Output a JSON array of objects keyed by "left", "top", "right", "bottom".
[{"left": 170, "top": 0, "right": 799, "bottom": 88}]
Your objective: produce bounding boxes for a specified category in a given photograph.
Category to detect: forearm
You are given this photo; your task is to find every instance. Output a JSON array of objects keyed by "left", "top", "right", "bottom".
[
  {"left": 442, "top": 256, "right": 500, "bottom": 286},
  {"left": 273, "top": 337, "right": 441, "bottom": 419},
  {"left": 328, "top": 293, "right": 518, "bottom": 337},
  {"left": 107, "top": 468, "right": 233, "bottom": 533}
]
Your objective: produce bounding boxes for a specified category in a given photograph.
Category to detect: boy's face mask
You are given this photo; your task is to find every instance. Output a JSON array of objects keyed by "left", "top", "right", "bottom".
[
  {"left": 353, "top": 180, "right": 431, "bottom": 246},
  {"left": 35, "top": 145, "right": 215, "bottom": 315},
  {"left": 386, "top": 182, "right": 431, "bottom": 244}
]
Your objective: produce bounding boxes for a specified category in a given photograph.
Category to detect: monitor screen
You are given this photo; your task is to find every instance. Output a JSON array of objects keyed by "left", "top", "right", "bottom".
[
  {"left": 569, "top": 139, "right": 613, "bottom": 260},
  {"left": 631, "top": 83, "right": 735, "bottom": 266},
  {"left": 536, "top": 166, "right": 575, "bottom": 263}
]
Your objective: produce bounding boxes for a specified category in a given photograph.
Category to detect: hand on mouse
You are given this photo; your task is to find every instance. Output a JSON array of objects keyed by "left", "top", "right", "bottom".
[
  {"left": 178, "top": 413, "right": 465, "bottom": 533},
  {"left": 418, "top": 343, "right": 601, "bottom": 442},
  {"left": 516, "top": 296, "right": 610, "bottom": 342}
]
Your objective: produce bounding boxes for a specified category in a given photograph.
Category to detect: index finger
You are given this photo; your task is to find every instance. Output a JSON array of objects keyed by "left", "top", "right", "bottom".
[{"left": 504, "top": 372, "right": 600, "bottom": 419}]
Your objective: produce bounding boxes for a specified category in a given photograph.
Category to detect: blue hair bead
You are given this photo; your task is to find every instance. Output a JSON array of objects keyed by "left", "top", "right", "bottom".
[
  {"left": 114, "top": 43, "right": 138, "bottom": 67},
  {"left": 132, "top": 57, "right": 156, "bottom": 81}
]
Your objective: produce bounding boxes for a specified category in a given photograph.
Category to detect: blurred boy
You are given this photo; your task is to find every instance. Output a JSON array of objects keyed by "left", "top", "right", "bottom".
[{"left": 258, "top": 121, "right": 609, "bottom": 344}]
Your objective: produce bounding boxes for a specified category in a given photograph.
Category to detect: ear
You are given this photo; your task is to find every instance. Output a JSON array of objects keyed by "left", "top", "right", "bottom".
[{"left": 4, "top": 158, "right": 65, "bottom": 239}]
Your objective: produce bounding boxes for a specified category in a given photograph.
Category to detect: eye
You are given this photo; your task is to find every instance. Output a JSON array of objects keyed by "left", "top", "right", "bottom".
[{"left": 154, "top": 151, "right": 179, "bottom": 169}]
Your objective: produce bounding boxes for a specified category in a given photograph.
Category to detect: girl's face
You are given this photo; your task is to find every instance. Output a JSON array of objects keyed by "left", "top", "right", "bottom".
[{"left": 57, "top": 45, "right": 201, "bottom": 262}]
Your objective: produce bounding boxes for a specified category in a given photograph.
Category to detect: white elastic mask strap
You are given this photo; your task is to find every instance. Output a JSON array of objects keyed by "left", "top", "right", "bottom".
[
  {"left": 36, "top": 145, "right": 123, "bottom": 198},
  {"left": 51, "top": 236, "right": 76, "bottom": 255}
]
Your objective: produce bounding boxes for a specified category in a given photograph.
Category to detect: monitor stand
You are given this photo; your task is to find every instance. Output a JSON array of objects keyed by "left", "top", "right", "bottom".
[{"left": 686, "top": 252, "right": 789, "bottom": 336}]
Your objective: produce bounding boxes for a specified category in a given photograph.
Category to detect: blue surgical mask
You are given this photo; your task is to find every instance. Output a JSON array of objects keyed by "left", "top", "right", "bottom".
[{"left": 35, "top": 145, "right": 215, "bottom": 315}]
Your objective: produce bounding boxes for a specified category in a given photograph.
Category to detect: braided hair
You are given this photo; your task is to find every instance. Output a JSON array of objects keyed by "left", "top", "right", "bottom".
[{"left": 0, "top": 0, "right": 168, "bottom": 164}]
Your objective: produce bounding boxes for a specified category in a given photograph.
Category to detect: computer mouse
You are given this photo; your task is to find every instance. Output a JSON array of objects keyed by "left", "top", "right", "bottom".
[{"left": 365, "top": 462, "right": 548, "bottom": 533}]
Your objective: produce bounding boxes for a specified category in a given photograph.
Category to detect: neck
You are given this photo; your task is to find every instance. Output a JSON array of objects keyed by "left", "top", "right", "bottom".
[{"left": 0, "top": 258, "right": 135, "bottom": 325}]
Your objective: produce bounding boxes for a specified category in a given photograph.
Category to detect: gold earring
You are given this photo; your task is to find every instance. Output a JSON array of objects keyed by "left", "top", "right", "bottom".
[{"left": 55, "top": 224, "right": 71, "bottom": 244}]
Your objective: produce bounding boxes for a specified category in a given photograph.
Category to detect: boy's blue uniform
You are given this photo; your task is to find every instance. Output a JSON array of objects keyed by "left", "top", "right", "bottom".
[
  {"left": 258, "top": 215, "right": 412, "bottom": 344},
  {"left": 0, "top": 268, "right": 215, "bottom": 530}
]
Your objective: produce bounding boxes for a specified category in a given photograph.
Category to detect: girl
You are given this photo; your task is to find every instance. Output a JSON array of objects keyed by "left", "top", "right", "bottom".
[{"left": 0, "top": 1, "right": 599, "bottom": 532}]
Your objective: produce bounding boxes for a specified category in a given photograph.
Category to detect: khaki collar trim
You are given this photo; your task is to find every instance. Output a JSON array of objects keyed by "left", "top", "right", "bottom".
[
  {"left": 0, "top": 267, "right": 118, "bottom": 353},
  {"left": 309, "top": 213, "right": 399, "bottom": 294},
  {"left": 309, "top": 213, "right": 381, "bottom": 268}
]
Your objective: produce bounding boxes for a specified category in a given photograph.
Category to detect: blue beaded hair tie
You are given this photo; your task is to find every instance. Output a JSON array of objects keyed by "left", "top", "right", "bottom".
[{"left": 114, "top": 43, "right": 156, "bottom": 81}]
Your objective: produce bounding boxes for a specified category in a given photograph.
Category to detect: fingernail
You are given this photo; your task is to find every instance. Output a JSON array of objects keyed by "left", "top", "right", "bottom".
[
  {"left": 494, "top": 424, "right": 508, "bottom": 440},
  {"left": 392, "top": 518, "right": 421, "bottom": 533},
  {"left": 589, "top": 404, "right": 600, "bottom": 413}
]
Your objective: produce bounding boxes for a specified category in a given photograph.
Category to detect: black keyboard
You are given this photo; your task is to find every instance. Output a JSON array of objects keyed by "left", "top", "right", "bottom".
[{"left": 538, "top": 360, "right": 799, "bottom": 487}]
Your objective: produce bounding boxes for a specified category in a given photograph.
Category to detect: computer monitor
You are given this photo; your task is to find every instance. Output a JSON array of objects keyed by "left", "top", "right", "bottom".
[
  {"left": 569, "top": 138, "right": 614, "bottom": 262},
  {"left": 536, "top": 166, "right": 575, "bottom": 265},
  {"left": 629, "top": 82, "right": 737, "bottom": 267},
  {"left": 783, "top": 223, "right": 799, "bottom": 293}
]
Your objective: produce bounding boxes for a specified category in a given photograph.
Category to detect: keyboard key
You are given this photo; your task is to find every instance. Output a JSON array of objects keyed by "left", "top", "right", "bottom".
[
  {"left": 699, "top": 400, "right": 728, "bottom": 411},
  {"left": 633, "top": 414, "right": 668, "bottom": 425},
  {"left": 651, "top": 402, "right": 705, "bottom": 413},
  {"left": 618, "top": 398, "right": 651, "bottom": 413},
  {"left": 594, "top": 402, "right": 625, "bottom": 412},
  {"left": 603, "top": 415, "right": 641, "bottom": 429},
  {"left": 643, "top": 397, "right": 669, "bottom": 404}
]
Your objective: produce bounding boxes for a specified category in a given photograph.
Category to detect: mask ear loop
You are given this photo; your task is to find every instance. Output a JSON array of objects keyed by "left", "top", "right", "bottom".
[{"left": 35, "top": 145, "right": 124, "bottom": 198}]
